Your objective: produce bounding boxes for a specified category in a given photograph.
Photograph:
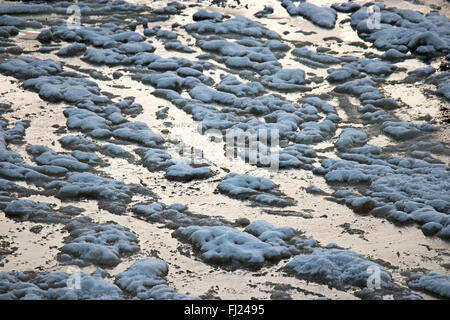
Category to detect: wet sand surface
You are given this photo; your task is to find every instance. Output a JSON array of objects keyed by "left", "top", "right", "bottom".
[{"left": 0, "top": 0, "right": 449, "bottom": 300}]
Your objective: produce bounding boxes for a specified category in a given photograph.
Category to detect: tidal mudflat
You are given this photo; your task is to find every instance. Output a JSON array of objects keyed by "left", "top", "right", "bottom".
[{"left": 0, "top": 0, "right": 449, "bottom": 300}]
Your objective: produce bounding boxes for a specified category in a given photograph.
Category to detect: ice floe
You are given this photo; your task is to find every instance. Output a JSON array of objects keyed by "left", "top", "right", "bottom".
[
  {"left": 407, "top": 272, "right": 450, "bottom": 298},
  {"left": 0, "top": 271, "right": 122, "bottom": 300},
  {"left": 59, "top": 220, "right": 139, "bottom": 267},
  {"left": 45, "top": 172, "right": 149, "bottom": 214},
  {"left": 282, "top": 1, "right": 337, "bottom": 29},
  {"left": 116, "top": 258, "right": 197, "bottom": 300},
  {"left": 217, "top": 173, "right": 294, "bottom": 207},
  {"left": 285, "top": 248, "right": 393, "bottom": 289}
]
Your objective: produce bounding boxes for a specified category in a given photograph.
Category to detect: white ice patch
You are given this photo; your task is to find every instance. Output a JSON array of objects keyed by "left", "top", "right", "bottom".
[
  {"left": 285, "top": 248, "right": 393, "bottom": 289},
  {"left": 115, "top": 258, "right": 198, "bottom": 300},
  {"left": 174, "top": 225, "right": 292, "bottom": 268},
  {"left": 60, "top": 222, "right": 139, "bottom": 268},
  {"left": 408, "top": 273, "right": 450, "bottom": 298},
  {"left": 0, "top": 271, "right": 122, "bottom": 300},
  {"left": 282, "top": 1, "right": 337, "bottom": 29}
]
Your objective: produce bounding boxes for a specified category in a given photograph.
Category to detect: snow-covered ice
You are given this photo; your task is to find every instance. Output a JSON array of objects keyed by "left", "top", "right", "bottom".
[
  {"left": 59, "top": 221, "right": 139, "bottom": 268},
  {"left": 115, "top": 258, "right": 198, "bottom": 300}
]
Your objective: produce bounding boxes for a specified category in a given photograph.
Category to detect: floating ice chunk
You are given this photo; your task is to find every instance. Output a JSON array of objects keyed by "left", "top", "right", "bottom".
[
  {"left": 4, "top": 199, "right": 52, "bottom": 221},
  {"left": 0, "top": 142, "right": 23, "bottom": 164},
  {"left": 0, "top": 25, "right": 19, "bottom": 38},
  {"left": 254, "top": 194, "right": 293, "bottom": 207},
  {"left": 148, "top": 59, "right": 180, "bottom": 71},
  {"left": 302, "top": 97, "right": 336, "bottom": 114},
  {"left": 64, "top": 108, "right": 110, "bottom": 133},
  {"left": 36, "top": 29, "right": 52, "bottom": 42},
  {"left": 112, "top": 122, "right": 163, "bottom": 147},
  {"left": 42, "top": 272, "right": 123, "bottom": 300},
  {"left": 0, "top": 57, "right": 61, "bottom": 79},
  {"left": 174, "top": 225, "right": 291, "bottom": 268},
  {"left": 56, "top": 43, "right": 87, "bottom": 57},
  {"left": 51, "top": 22, "right": 142, "bottom": 47},
  {"left": 360, "top": 60, "right": 397, "bottom": 75},
  {"left": 396, "top": 9, "right": 425, "bottom": 23},
  {"left": 381, "top": 48, "right": 408, "bottom": 61},
  {"left": 0, "top": 271, "right": 122, "bottom": 300},
  {"left": 71, "top": 150, "right": 100, "bottom": 165},
  {"left": 132, "top": 202, "right": 164, "bottom": 220},
  {"left": 292, "top": 47, "right": 340, "bottom": 65},
  {"left": 59, "top": 136, "right": 97, "bottom": 152},
  {"left": 0, "top": 14, "right": 40, "bottom": 29},
  {"left": 436, "top": 78, "right": 450, "bottom": 101},
  {"left": 285, "top": 248, "right": 393, "bottom": 289},
  {"left": 218, "top": 173, "right": 276, "bottom": 197},
  {"left": 363, "top": 98, "right": 398, "bottom": 110},
  {"left": 60, "top": 222, "right": 139, "bottom": 268},
  {"left": 45, "top": 172, "right": 145, "bottom": 214},
  {"left": 4, "top": 199, "right": 83, "bottom": 223},
  {"left": 382, "top": 121, "right": 420, "bottom": 140},
  {"left": 244, "top": 220, "right": 295, "bottom": 245},
  {"left": 154, "top": 1, "right": 185, "bottom": 15},
  {"left": 189, "top": 84, "right": 236, "bottom": 105},
  {"left": 261, "top": 69, "right": 309, "bottom": 91},
  {"left": 327, "top": 66, "right": 360, "bottom": 82},
  {"left": 291, "top": 119, "right": 336, "bottom": 144},
  {"left": 408, "top": 66, "right": 435, "bottom": 78},
  {"left": 346, "top": 196, "right": 376, "bottom": 213},
  {"left": 165, "top": 163, "right": 212, "bottom": 181},
  {"left": 335, "top": 128, "right": 368, "bottom": 151},
  {"left": 141, "top": 72, "right": 183, "bottom": 91},
  {"left": 408, "top": 273, "right": 450, "bottom": 298},
  {"left": 217, "top": 75, "right": 264, "bottom": 96},
  {"left": 125, "top": 52, "right": 159, "bottom": 66},
  {"left": 118, "top": 42, "right": 155, "bottom": 54},
  {"left": 276, "top": 144, "right": 316, "bottom": 169},
  {"left": 197, "top": 38, "right": 280, "bottom": 75},
  {"left": 99, "top": 144, "right": 133, "bottom": 160},
  {"left": 217, "top": 173, "right": 294, "bottom": 207},
  {"left": 0, "top": 3, "right": 53, "bottom": 14},
  {"left": 0, "top": 178, "right": 25, "bottom": 192},
  {"left": 331, "top": 2, "right": 361, "bottom": 13},
  {"left": 437, "top": 225, "right": 450, "bottom": 240},
  {"left": 408, "top": 31, "right": 447, "bottom": 53},
  {"left": 32, "top": 148, "right": 89, "bottom": 171},
  {"left": 317, "top": 157, "right": 450, "bottom": 233},
  {"left": 164, "top": 41, "right": 195, "bottom": 53},
  {"left": 132, "top": 201, "right": 221, "bottom": 228},
  {"left": 176, "top": 67, "right": 202, "bottom": 78},
  {"left": 137, "top": 148, "right": 174, "bottom": 171},
  {"left": 381, "top": 121, "right": 436, "bottom": 140},
  {"left": 115, "top": 258, "right": 197, "bottom": 300},
  {"left": 193, "top": 9, "right": 223, "bottom": 22},
  {"left": 264, "top": 39, "right": 290, "bottom": 51},
  {"left": 334, "top": 77, "right": 379, "bottom": 98},
  {"left": 186, "top": 16, "right": 280, "bottom": 39},
  {"left": 282, "top": 1, "right": 337, "bottom": 29},
  {"left": 24, "top": 76, "right": 107, "bottom": 105},
  {"left": 351, "top": 6, "right": 450, "bottom": 56},
  {"left": 82, "top": 48, "right": 130, "bottom": 66},
  {"left": 254, "top": 6, "right": 274, "bottom": 18},
  {"left": 111, "top": 31, "right": 144, "bottom": 43},
  {"left": 0, "top": 162, "right": 49, "bottom": 182},
  {"left": 421, "top": 222, "right": 443, "bottom": 236},
  {"left": 408, "top": 207, "right": 449, "bottom": 226},
  {"left": 156, "top": 29, "right": 177, "bottom": 40},
  {"left": 3, "top": 121, "right": 28, "bottom": 142},
  {"left": 27, "top": 165, "right": 68, "bottom": 177}
]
